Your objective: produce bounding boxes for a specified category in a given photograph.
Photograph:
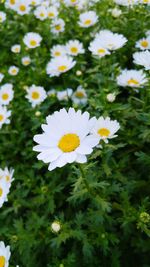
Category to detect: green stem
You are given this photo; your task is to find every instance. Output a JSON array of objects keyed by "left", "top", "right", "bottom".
[{"left": 78, "top": 164, "right": 94, "bottom": 196}]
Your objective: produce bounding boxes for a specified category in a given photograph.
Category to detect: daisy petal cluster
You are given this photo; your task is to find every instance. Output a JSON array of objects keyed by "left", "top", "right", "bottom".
[
  {"left": 0, "top": 167, "right": 14, "bottom": 208},
  {"left": 46, "top": 56, "right": 76, "bottom": 77},
  {"left": 25, "top": 85, "right": 47, "bottom": 107},
  {"left": 0, "top": 241, "right": 11, "bottom": 267},
  {"left": 133, "top": 50, "right": 150, "bottom": 70},
  {"left": 117, "top": 69, "right": 148, "bottom": 88}
]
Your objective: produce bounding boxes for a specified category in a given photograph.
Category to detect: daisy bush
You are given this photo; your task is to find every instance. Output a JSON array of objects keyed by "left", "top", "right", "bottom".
[{"left": 0, "top": 0, "right": 150, "bottom": 266}]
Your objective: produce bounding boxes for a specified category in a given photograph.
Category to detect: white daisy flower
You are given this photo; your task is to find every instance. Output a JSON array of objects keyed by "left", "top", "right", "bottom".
[
  {"left": 0, "top": 167, "right": 14, "bottom": 186},
  {"left": 47, "top": 89, "right": 56, "bottom": 97},
  {"left": 133, "top": 51, "right": 150, "bottom": 70},
  {"left": 0, "top": 179, "right": 10, "bottom": 208},
  {"left": 135, "top": 36, "right": 150, "bottom": 50},
  {"left": 11, "top": 44, "right": 21, "bottom": 53},
  {"left": 0, "top": 12, "right": 6, "bottom": 23},
  {"left": 0, "top": 73, "right": 4, "bottom": 83},
  {"left": 139, "top": 0, "right": 150, "bottom": 4},
  {"left": 117, "top": 69, "right": 148, "bottom": 88},
  {"left": 25, "top": 84, "right": 47, "bottom": 107},
  {"left": 71, "top": 86, "right": 87, "bottom": 105},
  {"left": 91, "top": 116, "right": 120, "bottom": 143},
  {"left": 88, "top": 39, "right": 110, "bottom": 57},
  {"left": 0, "top": 84, "right": 14, "bottom": 105},
  {"left": 21, "top": 56, "right": 31, "bottom": 66},
  {"left": 33, "top": 108, "right": 99, "bottom": 171},
  {"left": 23, "top": 32, "right": 42, "bottom": 49},
  {"left": 78, "top": 11, "right": 98, "bottom": 28},
  {"left": 0, "top": 242, "right": 11, "bottom": 267},
  {"left": 51, "top": 18, "right": 65, "bottom": 34},
  {"left": 50, "top": 45, "right": 66, "bottom": 58},
  {"left": 51, "top": 221, "right": 61, "bottom": 233},
  {"left": 46, "top": 56, "right": 76, "bottom": 77},
  {"left": 47, "top": 6, "right": 58, "bottom": 19},
  {"left": 15, "top": 0, "right": 31, "bottom": 15},
  {"left": 5, "top": 0, "right": 18, "bottom": 10},
  {"left": 57, "top": 88, "right": 73, "bottom": 101},
  {"left": 64, "top": 0, "right": 80, "bottom": 7},
  {"left": 95, "top": 30, "right": 127, "bottom": 51},
  {"left": 65, "top": 40, "right": 85, "bottom": 56},
  {"left": 34, "top": 5, "right": 48, "bottom": 20},
  {"left": 0, "top": 106, "right": 11, "bottom": 129},
  {"left": 8, "top": 66, "right": 19, "bottom": 76}
]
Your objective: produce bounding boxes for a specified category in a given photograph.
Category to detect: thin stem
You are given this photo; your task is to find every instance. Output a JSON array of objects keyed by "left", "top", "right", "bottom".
[{"left": 78, "top": 164, "right": 94, "bottom": 196}]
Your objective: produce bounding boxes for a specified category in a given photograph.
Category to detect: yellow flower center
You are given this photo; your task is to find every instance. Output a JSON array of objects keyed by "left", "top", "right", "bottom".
[
  {"left": 127, "top": 78, "right": 139, "bottom": 86},
  {"left": 2, "top": 93, "right": 9, "bottom": 100},
  {"left": 48, "top": 12, "right": 54, "bottom": 17},
  {"left": 0, "top": 256, "right": 5, "bottom": 267},
  {"left": 54, "top": 51, "right": 61, "bottom": 56},
  {"left": 58, "top": 133, "right": 80, "bottom": 152},
  {"left": 0, "top": 114, "right": 4, "bottom": 122},
  {"left": 140, "top": 40, "right": 148, "bottom": 48},
  {"left": 40, "top": 13, "right": 45, "bottom": 17},
  {"left": 98, "top": 48, "right": 106, "bottom": 54},
  {"left": 19, "top": 5, "right": 26, "bottom": 11},
  {"left": 10, "top": 0, "right": 15, "bottom": 4},
  {"left": 6, "top": 175, "right": 10, "bottom": 181},
  {"left": 0, "top": 188, "right": 3, "bottom": 197},
  {"left": 14, "top": 48, "right": 19, "bottom": 52},
  {"left": 32, "top": 91, "right": 40, "bottom": 100},
  {"left": 55, "top": 25, "right": 61, "bottom": 31},
  {"left": 71, "top": 0, "right": 76, "bottom": 2},
  {"left": 58, "top": 65, "right": 67, "bottom": 72},
  {"left": 24, "top": 60, "right": 30, "bottom": 65},
  {"left": 71, "top": 47, "right": 78, "bottom": 53},
  {"left": 75, "top": 91, "right": 84, "bottom": 98},
  {"left": 30, "top": 40, "right": 37, "bottom": 46},
  {"left": 97, "top": 128, "right": 110, "bottom": 137},
  {"left": 11, "top": 69, "right": 17, "bottom": 74},
  {"left": 0, "top": 17, "right": 2, "bottom": 22},
  {"left": 84, "top": 19, "right": 92, "bottom": 25}
]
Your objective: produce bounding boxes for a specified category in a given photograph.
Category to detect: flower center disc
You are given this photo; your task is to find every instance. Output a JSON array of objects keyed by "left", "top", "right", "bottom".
[
  {"left": 71, "top": 47, "right": 78, "bottom": 53},
  {"left": 127, "top": 78, "right": 139, "bottom": 86},
  {"left": 2, "top": 93, "right": 9, "bottom": 100},
  {"left": 0, "top": 115, "right": 4, "bottom": 122},
  {"left": 58, "top": 133, "right": 80, "bottom": 152},
  {"left": 20, "top": 5, "right": 26, "bottom": 11},
  {"left": 84, "top": 19, "right": 92, "bottom": 25},
  {"left": 0, "top": 188, "right": 3, "bottom": 197},
  {"left": 98, "top": 128, "right": 110, "bottom": 137},
  {"left": 30, "top": 40, "right": 37, "bottom": 46},
  {"left": 98, "top": 48, "right": 105, "bottom": 54},
  {"left": 0, "top": 256, "right": 5, "bottom": 267},
  {"left": 141, "top": 40, "right": 148, "bottom": 48},
  {"left": 32, "top": 91, "right": 40, "bottom": 100},
  {"left": 75, "top": 92, "right": 84, "bottom": 98},
  {"left": 58, "top": 65, "right": 67, "bottom": 72}
]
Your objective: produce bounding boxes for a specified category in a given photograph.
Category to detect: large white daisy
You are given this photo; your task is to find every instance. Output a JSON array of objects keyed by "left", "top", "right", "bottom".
[
  {"left": 33, "top": 108, "right": 99, "bottom": 171},
  {"left": 117, "top": 69, "right": 148, "bottom": 88}
]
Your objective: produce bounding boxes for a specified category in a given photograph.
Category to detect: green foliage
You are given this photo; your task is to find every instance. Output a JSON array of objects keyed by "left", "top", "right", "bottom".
[{"left": 0, "top": 1, "right": 150, "bottom": 266}]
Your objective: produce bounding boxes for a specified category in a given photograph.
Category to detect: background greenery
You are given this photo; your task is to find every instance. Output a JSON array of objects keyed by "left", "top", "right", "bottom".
[{"left": 0, "top": 1, "right": 150, "bottom": 266}]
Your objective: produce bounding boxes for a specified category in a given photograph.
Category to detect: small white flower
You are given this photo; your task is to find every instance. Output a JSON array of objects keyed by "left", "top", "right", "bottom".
[
  {"left": 47, "top": 6, "right": 58, "bottom": 19},
  {"left": 0, "top": 84, "right": 14, "bottom": 105},
  {"left": 11, "top": 44, "right": 21, "bottom": 53},
  {"left": 5, "top": 0, "right": 18, "bottom": 9},
  {"left": 57, "top": 88, "right": 73, "bottom": 101},
  {"left": 111, "top": 7, "right": 122, "bottom": 17},
  {"left": 0, "top": 11, "right": 6, "bottom": 23},
  {"left": 51, "top": 221, "right": 61, "bottom": 233},
  {"left": 0, "top": 167, "right": 14, "bottom": 186},
  {"left": 78, "top": 11, "right": 98, "bottom": 28},
  {"left": 133, "top": 51, "right": 150, "bottom": 70},
  {"left": 34, "top": 5, "right": 48, "bottom": 20},
  {"left": 50, "top": 45, "right": 66, "bottom": 58},
  {"left": 135, "top": 36, "right": 150, "bottom": 50},
  {"left": 106, "top": 93, "right": 116, "bottom": 102},
  {"left": 117, "top": 69, "right": 148, "bottom": 88},
  {"left": 15, "top": 0, "right": 31, "bottom": 16},
  {"left": 0, "top": 73, "right": 4, "bottom": 83},
  {"left": 33, "top": 108, "right": 99, "bottom": 171},
  {"left": 46, "top": 56, "right": 76, "bottom": 77},
  {"left": 0, "top": 241, "right": 11, "bottom": 267},
  {"left": 71, "top": 86, "right": 87, "bottom": 105},
  {"left": 114, "top": 0, "right": 139, "bottom": 6},
  {"left": 89, "top": 39, "right": 110, "bottom": 57},
  {"left": 95, "top": 30, "right": 127, "bottom": 51},
  {"left": 51, "top": 18, "right": 65, "bottom": 34},
  {"left": 25, "top": 84, "right": 47, "bottom": 107},
  {"left": 65, "top": 40, "right": 85, "bottom": 56},
  {"left": 8, "top": 66, "right": 19, "bottom": 76},
  {"left": 91, "top": 116, "right": 120, "bottom": 143},
  {"left": 139, "top": 0, "right": 150, "bottom": 4},
  {"left": 23, "top": 32, "right": 42, "bottom": 49},
  {"left": 0, "top": 106, "right": 11, "bottom": 129},
  {"left": 30, "top": 0, "right": 42, "bottom": 6},
  {"left": 21, "top": 56, "right": 31, "bottom": 66}
]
